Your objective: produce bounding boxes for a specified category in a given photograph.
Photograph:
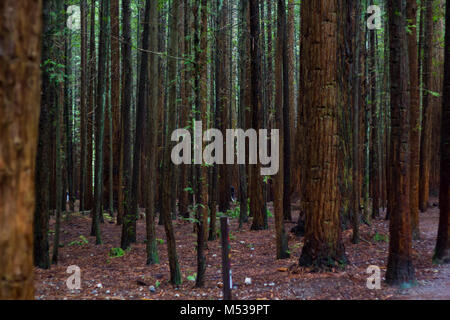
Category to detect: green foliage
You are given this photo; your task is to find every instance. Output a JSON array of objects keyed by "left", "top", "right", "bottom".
[
  {"left": 180, "top": 216, "right": 200, "bottom": 224},
  {"left": 184, "top": 186, "right": 194, "bottom": 195},
  {"left": 109, "top": 247, "right": 125, "bottom": 258},
  {"left": 156, "top": 238, "right": 165, "bottom": 245},
  {"left": 68, "top": 235, "right": 89, "bottom": 246},
  {"left": 373, "top": 232, "right": 389, "bottom": 243},
  {"left": 187, "top": 273, "right": 197, "bottom": 282},
  {"left": 266, "top": 207, "right": 273, "bottom": 218}
]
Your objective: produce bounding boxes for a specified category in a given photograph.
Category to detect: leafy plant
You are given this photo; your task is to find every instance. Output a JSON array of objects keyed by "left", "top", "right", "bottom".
[
  {"left": 266, "top": 207, "right": 273, "bottom": 218},
  {"left": 68, "top": 235, "right": 89, "bottom": 246},
  {"left": 187, "top": 273, "right": 197, "bottom": 282},
  {"left": 373, "top": 232, "right": 389, "bottom": 243},
  {"left": 109, "top": 247, "right": 125, "bottom": 258}
]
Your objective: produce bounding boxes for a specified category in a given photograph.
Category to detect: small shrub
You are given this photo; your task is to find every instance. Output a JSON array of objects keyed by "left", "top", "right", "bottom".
[{"left": 109, "top": 247, "right": 125, "bottom": 258}]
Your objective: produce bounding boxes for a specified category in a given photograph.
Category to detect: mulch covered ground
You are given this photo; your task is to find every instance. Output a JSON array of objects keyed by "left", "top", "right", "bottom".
[{"left": 34, "top": 197, "right": 450, "bottom": 300}]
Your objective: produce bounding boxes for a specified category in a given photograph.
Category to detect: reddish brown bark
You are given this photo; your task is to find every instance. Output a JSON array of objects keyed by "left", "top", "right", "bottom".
[
  {"left": 298, "top": 0, "right": 346, "bottom": 269},
  {"left": 407, "top": 0, "right": 421, "bottom": 239},
  {"left": 0, "top": 0, "right": 42, "bottom": 299},
  {"left": 434, "top": 0, "right": 450, "bottom": 264},
  {"left": 386, "top": 0, "right": 415, "bottom": 285}
]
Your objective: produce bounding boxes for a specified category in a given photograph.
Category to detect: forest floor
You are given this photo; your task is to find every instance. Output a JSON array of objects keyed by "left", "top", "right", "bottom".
[{"left": 35, "top": 197, "right": 450, "bottom": 300}]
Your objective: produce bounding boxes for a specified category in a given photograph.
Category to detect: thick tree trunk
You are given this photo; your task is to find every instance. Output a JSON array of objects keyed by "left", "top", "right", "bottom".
[
  {"left": 0, "top": 0, "right": 42, "bottom": 299},
  {"left": 385, "top": 0, "right": 415, "bottom": 286},
  {"left": 298, "top": 0, "right": 346, "bottom": 269},
  {"left": 34, "top": 0, "right": 57, "bottom": 270},
  {"left": 434, "top": 0, "right": 450, "bottom": 264}
]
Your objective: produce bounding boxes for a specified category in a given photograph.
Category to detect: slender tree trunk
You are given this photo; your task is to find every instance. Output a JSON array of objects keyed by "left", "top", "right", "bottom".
[
  {"left": 52, "top": 74, "right": 63, "bottom": 264},
  {"left": 91, "top": 0, "right": 110, "bottom": 245},
  {"left": 111, "top": 0, "right": 120, "bottom": 217},
  {"left": 0, "top": 0, "right": 42, "bottom": 299},
  {"left": 274, "top": 0, "right": 290, "bottom": 259},
  {"left": 194, "top": 0, "right": 209, "bottom": 288},
  {"left": 80, "top": 0, "right": 88, "bottom": 213},
  {"left": 419, "top": 0, "right": 434, "bottom": 212},
  {"left": 86, "top": 0, "right": 96, "bottom": 211},
  {"left": 407, "top": 0, "right": 421, "bottom": 239},
  {"left": 179, "top": 0, "right": 190, "bottom": 220},
  {"left": 145, "top": 0, "right": 160, "bottom": 265},
  {"left": 282, "top": 0, "right": 292, "bottom": 222},
  {"left": 128, "top": 0, "right": 151, "bottom": 248},
  {"left": 120, "top": 0, "right": 133, "bottom": 244},
  {"left": 217, "top": 0, "right": 231, "bottom": 214},
  {"left": 249, "top": 0, "right": 267, "bottom": 231},
  {"left": 64, "top": 26, "right": 74, "bottom": 213},
  {"left": 161, "top": 0, "right": 182, "bottom": 285},
  {"left": 238, "top": 0, "right": 249, "bottom": 227},
  {"left": 352, "top": 0, "right": 361, "bottom": 242}
]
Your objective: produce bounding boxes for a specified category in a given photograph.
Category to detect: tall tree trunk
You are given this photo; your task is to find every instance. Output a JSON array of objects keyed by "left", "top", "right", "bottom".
[
  {"left": 298, "top": 0, "right": 346, "bottom": 269},
  {"left": 286, "top": 0, "right": 295, "bottom": 206},
  {"left": 120, "top": 0, "right": 133, "bottom": 242},
  {"left": 145, "top": 0, "right": 160, "bottom": 265},
  {"left": 0, "top": 0, "right": 42, "bottom": 299},
  {"left": 217, "top": 0, "right": 231, "bottom": 214},
  {"left": 352, "top": 0, "right": 361, "bottom": 242},
  {"left": 194, "top": 0, "right": 209, "bottom": 288},
  {"left": 434, "top": 0, "right": 450, "bottom": 264},
  {"left": 249, "top": 0, "right": 267, "bottom": 231},
  {"left": 407, "top": 0, "right": 421, "bottom": 239},
  {"left": 80, "top": 0, "right": 88, "bottom": 213},
  {"left": 282, "top": 0, "right": 292, "bottom": 222},
  {"left": 52, "top": 71, "right": 63, "bottom": 264},
  {"left": 91, "top": 0, "right": 110, "bottom": 245},
  {"left": 419, "top": 0, "right": 434, "bottom": 212},
  {"left": 161, "top": 0, "right": 182, "bottom": 285},
  {"left": 274, "top": 0, "right": 290, "bottom": 259},
  {"left": 64, "top": 26, "right": 74, "bottom": 213},
  {"left": 111, "top": 0, "right": 120, "bottom": 217},
  {"left": 127, "top": 0, "right": 151, "bottom": 248},
  {"left": 34, "top": 0, "right": 57, "bottom": 270},
  {"left": 238, "top": 0, "right": 250, "bottom": 227},
  {"left": 179, "top": 0, "right": 190, "bottom": 220},
  {"left": 385, "top": 0, "right": 415, "bottom": 285},
  {"left": 86, "top": 0, "right": 96, "bottom": 211}
]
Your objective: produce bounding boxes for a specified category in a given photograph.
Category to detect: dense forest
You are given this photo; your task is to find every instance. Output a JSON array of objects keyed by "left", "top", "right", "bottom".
[{"left": 0, "top": 0, "right": 449, "bottom": 300}]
